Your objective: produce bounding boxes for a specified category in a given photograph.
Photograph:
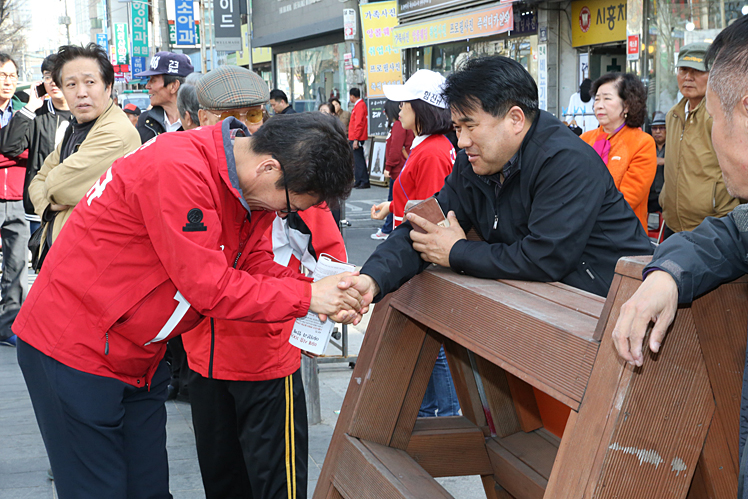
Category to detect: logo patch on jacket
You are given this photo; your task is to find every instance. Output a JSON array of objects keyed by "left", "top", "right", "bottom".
[{"left": 183, "top": 208, "right": 207, "bottom": 232}]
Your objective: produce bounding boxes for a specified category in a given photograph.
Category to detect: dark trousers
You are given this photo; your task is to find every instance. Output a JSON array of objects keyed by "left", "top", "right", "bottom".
[
  {"left": 351, "top": 141, "right": 369, "bottom": 186},
  {"left": 167, "top": 336, "right": 189, "bottom": 397},
  {"left": 382, "top": 180, "right": 394, "bottom": 234},
  {"left": 189, "top": 369, "right": 308, "bottom": 499},
  {"left": 17, "top": 338, "right": 171, "bottom": 499},
  {"left": 0, "top": 200, "right": 29, "bottom": 340}
]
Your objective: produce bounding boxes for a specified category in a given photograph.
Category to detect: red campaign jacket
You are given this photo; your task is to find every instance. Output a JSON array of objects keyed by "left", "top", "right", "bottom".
[
  {"left": 347, "top": 98, "right": 368, "bottom": 142},
  {"left": 182, "top": 204, "right": 346, "bottom": 381},
  {"left": 385, "top": 120, "right": 414, "bottom": 180},
  {"left": 0, "top": 150, "right": 27, "bottom": 200},
  {"left": 13, "top": 121, "right": 313, "bottom": 387},
  {"left": 391, "top": 134, "right": 455, "bottom": 227}
]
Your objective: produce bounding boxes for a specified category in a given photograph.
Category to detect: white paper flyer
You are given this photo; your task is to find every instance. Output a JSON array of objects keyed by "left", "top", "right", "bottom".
[{"left": 289, "top": 254, "right": 355, "bottom": 355}]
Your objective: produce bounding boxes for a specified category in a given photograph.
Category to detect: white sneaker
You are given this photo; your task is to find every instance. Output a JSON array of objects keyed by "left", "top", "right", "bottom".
[{"left": 371, "top": 229, "right": 389, "bottom": 240}]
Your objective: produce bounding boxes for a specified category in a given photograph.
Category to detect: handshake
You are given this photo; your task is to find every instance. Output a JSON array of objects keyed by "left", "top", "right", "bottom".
[{"left": 308, "top": 272, "right": 381, "bottom": 325}]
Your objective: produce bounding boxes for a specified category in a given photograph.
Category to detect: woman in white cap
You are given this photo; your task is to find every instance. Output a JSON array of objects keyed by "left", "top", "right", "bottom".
[{"left": 371, "top": 69, "right": 459, "bottom": 417}]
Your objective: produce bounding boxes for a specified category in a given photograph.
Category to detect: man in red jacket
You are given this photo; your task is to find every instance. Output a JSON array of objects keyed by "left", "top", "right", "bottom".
[
  {"left": 0, "top": 52, "right": 30, "bottom": 348},
  {"left": 13, "top": 113, "right": 369, "bottom": 499},
  {"left": 348, "top": 87, "right": 369, "bottom": 189}
]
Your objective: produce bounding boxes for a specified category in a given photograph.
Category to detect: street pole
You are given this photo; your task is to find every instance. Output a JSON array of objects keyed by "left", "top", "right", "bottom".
[
  {"left": 158, "top": 0, "right": 171, "bottom": 51},
  {"left": 199, "top": 0, "right": 207, "bottom": 72}
]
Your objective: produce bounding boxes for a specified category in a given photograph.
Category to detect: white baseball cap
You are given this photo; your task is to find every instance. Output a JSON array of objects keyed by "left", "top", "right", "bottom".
[{"left": 383, "top": 69, "right": 448, "bottom": 109}]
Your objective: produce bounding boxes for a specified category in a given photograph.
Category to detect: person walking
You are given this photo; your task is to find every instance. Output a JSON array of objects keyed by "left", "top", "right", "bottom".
[
  {"left": 348, "top": 88, "right": 369, "bottom": 189},
  {"left": 580, "top": 72, "right": 657, "bottom": 231}
]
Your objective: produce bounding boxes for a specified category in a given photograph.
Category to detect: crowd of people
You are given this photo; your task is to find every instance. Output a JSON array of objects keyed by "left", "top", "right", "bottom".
[{"left": 0, "top": 12, "right": 745, "bottom": 498}]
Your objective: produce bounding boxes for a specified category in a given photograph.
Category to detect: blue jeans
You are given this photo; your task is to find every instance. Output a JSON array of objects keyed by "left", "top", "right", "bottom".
[
  {"left": 382, "top": 181, "right": 394, "bottom": 234},
  {"left": 419, "top": 346, "right": 460, "bottom": 417}
]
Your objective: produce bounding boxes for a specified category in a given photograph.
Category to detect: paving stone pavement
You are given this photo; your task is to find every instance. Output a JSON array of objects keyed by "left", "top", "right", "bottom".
[{"left": 1, "top": 287, "right": 483, "bottom": 498}]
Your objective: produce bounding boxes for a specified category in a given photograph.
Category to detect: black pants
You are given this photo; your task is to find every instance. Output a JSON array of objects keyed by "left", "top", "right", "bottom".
[
  {"left": 167, "top": 336, "right": 189, "bottom": 397},
  {"left": 17, "top": 338, "right": 171, "bottom": 499},
  {"left": 189, "top": 369, "right": 308, "bottom": 499},
  {"left": 351, "top": 140, "right": 368, "bottom": 186}
]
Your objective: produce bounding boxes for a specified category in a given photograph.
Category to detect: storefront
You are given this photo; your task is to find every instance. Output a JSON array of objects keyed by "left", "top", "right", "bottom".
[
  {"left": 251, "top": 0, "right": 363, "bottom": 112},
  {"left": 570, "top": 0, "right": 628, "bottom": 82}
]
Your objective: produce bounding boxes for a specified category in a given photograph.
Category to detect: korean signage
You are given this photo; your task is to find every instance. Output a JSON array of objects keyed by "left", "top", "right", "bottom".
[
  {"left": 96, "top": 33, "right": 108, "bottom": 51},
  {"left": 392, "top": 3, "right": 513, "bottom": 50},
  {"left": 344, "top": 8, "right": 356, "bottom": 41},
  {"left": 214, "top": 0, "right": 241, "bottom": 51},
  {"left": 361, "top": 1, "right": 402, "bottom": 98},
  {"left": 627, "top": 34, "right": 640, "bottom": 60},
  {"left": 397, "top": 0, "right": 458, "bottom": 19},
  {"left": 113, "top": 23, "right": 129, "bottom": 65},
  {"left": 131, "top": 0, "right": 149, "bottom": 56},
  {"left": 512, "top": 6, "right": 537, "bottom": 36},
  {"left": 132, "top": 56, "right": 146, "bottom": 78},
  {"left": 571, "top": 0, "right": 627, "bottom": 48},
  {"left": 169, "top": 20, "right": 200, "bottom": 46},
  {"left": 175, "top": 0, "right": 196, "bottom": 45},
  {"left": 367, "top": 97, "right": 388, "bottom": 137},
  {"left": 538, "top": 44, "right": 547, "bottom": 111}
]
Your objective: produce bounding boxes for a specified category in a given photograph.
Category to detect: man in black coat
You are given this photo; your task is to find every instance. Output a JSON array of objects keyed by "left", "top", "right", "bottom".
[
  {"left": 345, "top": 56, "right": 652, "bottom": 302},
  {"left": 133, "top": 51, "right": 193, "bottom": 143}
]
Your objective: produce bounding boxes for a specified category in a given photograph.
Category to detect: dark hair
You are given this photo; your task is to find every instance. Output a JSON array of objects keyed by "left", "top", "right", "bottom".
[
  {"left": 177, "top": 83, "right": 200, "bottom": 126},
  {"left": 384, "top": 99, "right": 400, "bottom": 126},
  {"left": 349, "top": 87, "right": 361, "bottom": 98},
  {"left": 330, "top": 96, "right": 341, "bottom": 106},
  {"left": 318, "top": 102, "right": 333, "bottom": 113},
  {"left": 705, "top": 15, "right": 748, "bottom": 117},
  {"left": 269, "top": 89, "right": 288, "bottom": 103},
  {"left": 249, "top": 113, "right": 353, "bottom": 207},
  {"left": 0, "top": 53, "right": 18, "bottom": 72},
  {"left": 408, "top": 99, "right": 452, "bottom": 136},
  {"left": 52, "top": 43, "right": 114, "bottom": 90},
  {"left": 41, "top": 54, "right": 57, "bottom": 74},
  {"left": 444, "top": 56, "right": 538, "bottom": 121},
  {"left": 590, "top": 72, "right": 647, "bottom": 128},
  {"left": 580, "top": 78, "right": 592, "bottom": 103},
  {"left": 162, "top": 74, "right": 185, "bottom": 89}
]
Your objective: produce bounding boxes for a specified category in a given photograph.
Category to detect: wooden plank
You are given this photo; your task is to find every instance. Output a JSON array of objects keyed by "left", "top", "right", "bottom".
[
  {"left": 361, "top": 437, "right": 455, "bottom": 499},
  {"left": 388, "top": 331, "right": 443, "bottom": 450},
  {"left": 506, "top": 373, "right": 543, "bottom": 433},
  {"left": 697, "top": 410, "right": 738, "bottom": 498},
  {"left": 499, "top": 280, "right": 604, "bottom": 319},
  {"left": 324, "top": 488, "right": 345, "bottom": 499},
  {"left": 497, "top": 430, "right": 559, "bottom": 480},
  {"left": 348, "top": 309, "right": 430, "bottom": 444},
  {"left": 313, "top": 296, "right": 395, "bottom": 499},
  {"left": 614, "top": 255, "right": 654, "bottom": 279},
  {"left": 486, "top": 438, "right": 546, "bottom": 499},
  {"left": 443, "top": 339, "right": 488, "bottom": 432},
  {"left": 390, "top": 268, "right": 599, "bottom": 409},
  {"left": 475, "top": 355, "right": 522, "bottom": 438},
  {"left": 691, "top": 282, "right": 748, "bottom": 471},
  {"left": 405, "top": 416, "right": 493, "bottom": 477},
  {"left": 492, "top": 482, "right": 516, "bottom": 499},
  {"left": 686, "top": 463, "right": 709, "bottom": 499}
]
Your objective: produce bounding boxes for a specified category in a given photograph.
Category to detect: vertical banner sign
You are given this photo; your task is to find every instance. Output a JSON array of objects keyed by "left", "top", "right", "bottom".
[
  {"left": 175, "top": 0, "right": 196, "bottom": 45},
  {"left": 96, "top": 33, "right": 108, "bottom": 51},
  {"left": 627, "top": 34, "right": 640, "bottom": 60},
  {"left": 131, "top": 0, "right": 149, "bottom": 57},
  {"left": 114, "top": 23, "right": 129, "bottom": 65},
  {"left": 538, "top": 44, "right": 548, "bottom": 111},
  {"left": 344, "top": 9, "right": 356, "bottom": 41},
  {"left": 132, "top": 56, "right": 146, "bottom": 77},
  {"left": 360, "top": 1, "right": 402, "bottom": 98},
  {"left": 214, "top": 0, "right": 241, "bottom": 51},
  {"left": 367, "top": 97, "right": 388, "bottom": 137}
]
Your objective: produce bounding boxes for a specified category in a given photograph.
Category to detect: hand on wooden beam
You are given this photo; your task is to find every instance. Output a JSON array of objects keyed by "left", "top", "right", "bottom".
[
  {"left": 612, "top": 270, "right": 679, "bottom": 367},
  {"left": 408, "top": 210, "right": 465, "bottom": 267}
]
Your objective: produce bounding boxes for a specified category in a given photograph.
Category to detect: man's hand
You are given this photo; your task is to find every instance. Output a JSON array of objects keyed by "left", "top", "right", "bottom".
[
  {"left": 612, "top": 270, "right": 679, "bottom": 367},
  {"left": 50, "top": 204, "right": 70, "bottom": 212},
  {"left": 310, "top": 272, "right": 364, "bottom": 323},
  {"left": 408, "top": 211, "right": 466, "bottom": 267},
  {"left": 371, "top": 201, "right": 390, "bottom": 221},
  {"left": 25, "top": 82, "right": 45, "bottom": 113},
  {"left": 353, "top": 140, "right": 360, "bottom": 150}
]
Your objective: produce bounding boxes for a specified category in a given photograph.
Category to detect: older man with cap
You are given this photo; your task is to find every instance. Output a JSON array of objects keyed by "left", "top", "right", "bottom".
[
  {"left": 196, "top": 64, "right": 268, "bottom": 134},
  {"left": 659, "top": 41, "right": 740, "bottom": 239},
  {"left": 134, "top": 51, "right": 194, "bottom": 143}
]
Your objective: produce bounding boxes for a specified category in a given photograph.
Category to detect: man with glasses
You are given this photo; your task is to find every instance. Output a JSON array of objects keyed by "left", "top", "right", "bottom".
[
  {"left": 196, "top": 65, "right": 267, "bottom": 134},
  {"left": 134, "top": 51, "right": 194, "bottom": 143},
  {"left": 0, "top": 53, "right": 30, "bottom": 347}
]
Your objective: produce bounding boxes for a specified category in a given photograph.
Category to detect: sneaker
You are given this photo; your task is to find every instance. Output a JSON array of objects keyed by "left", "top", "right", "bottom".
[
  {"left": 0, "top": 334, "right": 16, "bottom": 347},
  {"left": 371, "top": 229, "right": 389, "bottom": 240}
]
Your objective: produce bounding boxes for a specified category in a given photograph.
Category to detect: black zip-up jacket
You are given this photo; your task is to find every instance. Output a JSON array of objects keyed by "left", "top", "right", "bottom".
[
  {"left": 0, "top": 101, "right": 72, "bottom": 214},
  {"left": 135, "top": 105, "right": 182, "bottom": 143},
  {"left": 360, "top": 110, "right": 654, "bottom": 298}
]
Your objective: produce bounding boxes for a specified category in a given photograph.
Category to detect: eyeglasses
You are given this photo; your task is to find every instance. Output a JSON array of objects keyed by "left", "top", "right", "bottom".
[
  {"left": 207, "top": 106, "right": 264, "bottom": 125},
  {"left": 278, "top": 163, "right": 297, "bottom": 215},
  {"left": 42, "top": 75, "right": 53, "bottom": 83},
  {"left": 0, "top": 73, "right": 18, "bottom": 81}
]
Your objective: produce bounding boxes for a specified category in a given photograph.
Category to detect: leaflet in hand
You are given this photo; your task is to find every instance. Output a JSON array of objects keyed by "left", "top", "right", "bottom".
[{"left": 289, "top": 253, "right": 356, "bottom": 355}]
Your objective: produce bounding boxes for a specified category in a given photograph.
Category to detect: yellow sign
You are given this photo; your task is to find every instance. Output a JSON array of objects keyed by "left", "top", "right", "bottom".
[
  {"left": 392, "top": 3, "right": 513, "bottom": 50},
  {"left": 571, "top": 0, "right": 627, "bottom": 47},
  {"left": 231, "top": 24, "right": 272, "bottom": 66},
  {"left": 360, "top": 1, "right": 402, "bottom": 97}
]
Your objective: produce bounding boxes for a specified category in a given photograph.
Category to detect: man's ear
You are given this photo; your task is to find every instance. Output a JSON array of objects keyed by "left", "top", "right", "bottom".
[
  {"left": 508, "top": 106, "right": 526, "bottom": 134},
  {"left": 197, "top": 109, "right": 209, "bottom": 126},
  {"left": 255, "top": 155, "right": 281, "bottom": 175},
  {"left": 169, "top": 80, "right": 181, "bottom": 95}
]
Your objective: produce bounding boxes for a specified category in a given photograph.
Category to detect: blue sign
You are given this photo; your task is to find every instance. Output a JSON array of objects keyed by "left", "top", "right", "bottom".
[
  {"left": 131, "top": 56, "right": 146, "bottom": 77},
  {"left": 96, "top": 33, "right": 108, "bottom": 51},
  {"left": 175, "top": 0, "right": 196, "bottom": 45}
]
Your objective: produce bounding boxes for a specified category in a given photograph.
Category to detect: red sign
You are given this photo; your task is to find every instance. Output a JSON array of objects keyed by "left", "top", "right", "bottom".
[
  {"left": 579, "top": 6, "right": 591, "bottom": 33},
  {"left": 627, "top": 34, "right": 640, "bottom": 60}
]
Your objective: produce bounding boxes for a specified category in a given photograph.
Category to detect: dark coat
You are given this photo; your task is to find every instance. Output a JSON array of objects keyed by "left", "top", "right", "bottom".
[
  {"left": 360, "top": 110, "right": 653, "bottom": 298},
  {"left": 0, "top": 102, "right": 72, "bottom": 214},
  {"left": 136, "top": 106, "right": 182, "bottom": 143}
]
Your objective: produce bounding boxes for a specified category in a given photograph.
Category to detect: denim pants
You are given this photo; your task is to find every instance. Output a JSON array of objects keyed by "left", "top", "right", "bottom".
[
  {"left": 382, "top": 181, "right": 394, "bottom": 234},
  {"left": 0, "top": 200, "right": 29, "bottom": 340},
  {"left": 419, "top": 346, "right": 461, "bottom": 417}
]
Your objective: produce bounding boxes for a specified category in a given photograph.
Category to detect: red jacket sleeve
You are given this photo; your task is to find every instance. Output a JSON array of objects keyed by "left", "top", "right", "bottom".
[
  {"left": 348, "top": 100, "right": 368, "bottom": 142},
  {"left": 298, "top": 203, "right": 347, "bottom": 263},
  {"left": 386, "top": 121, "right": 407, "bottom": 170}
]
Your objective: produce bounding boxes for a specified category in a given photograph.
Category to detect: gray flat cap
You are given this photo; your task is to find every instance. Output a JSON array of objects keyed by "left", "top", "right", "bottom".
[{"left": 195, "top": 65, "right": 270, "bottom": 110}]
